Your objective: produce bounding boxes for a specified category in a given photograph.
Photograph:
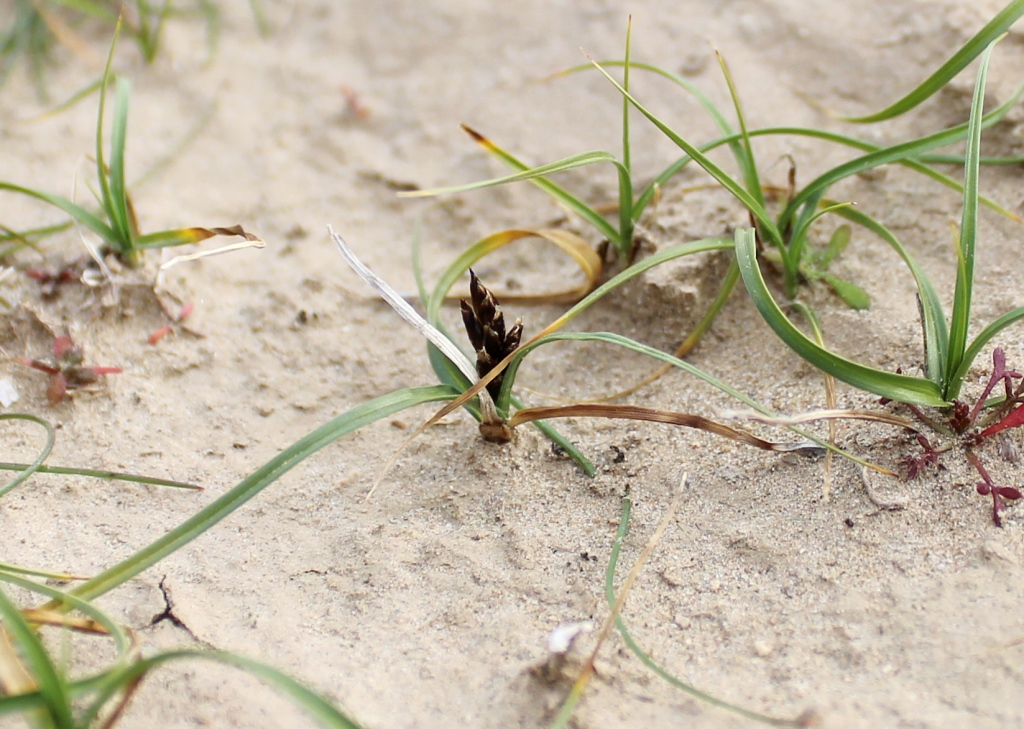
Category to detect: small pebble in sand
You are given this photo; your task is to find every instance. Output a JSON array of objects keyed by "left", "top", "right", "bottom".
[{"left": 753, "top": 639, "right": 775, "bottom": 658}]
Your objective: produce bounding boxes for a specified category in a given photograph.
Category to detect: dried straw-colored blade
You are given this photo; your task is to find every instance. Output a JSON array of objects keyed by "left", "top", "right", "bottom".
[
  {"left": 552, "top": 474, "right": 688, "bottom": 727},
  {"left": 30, "top": 0, "right": 105, "bottom": 67},
  {"left": 435, "top": 228, "right": 602, "bottom": 306},
  {"left": 508, "top": 404, "right": 821, "bottom": 453},
  {"left": 469, "top": 229, "right": 602, "bottom": 305},
  {"left": 20, "top": 608, "right": 110, "bottom": 635},
  {"left": 329, "top": 225, "right": 480, "bottom": 387},
  {"left": 717, "top": 407, "right": 917, "bottom": 431},
  {"left": 158, "top": 234, "right": 266, "bottom": 270},
  {"left": 0, "top": 627, "right": 35, "bottom": 695}
]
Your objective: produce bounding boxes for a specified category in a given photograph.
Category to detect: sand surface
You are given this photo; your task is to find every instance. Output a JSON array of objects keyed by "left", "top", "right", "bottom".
[{"left": 1, "top": 1, "right": 1024, "bottom": 727}]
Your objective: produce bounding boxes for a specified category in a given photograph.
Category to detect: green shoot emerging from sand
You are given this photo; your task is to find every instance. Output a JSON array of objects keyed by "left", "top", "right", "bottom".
[{"left": 0, "top": 18, "right": 260, "bottom": 269}]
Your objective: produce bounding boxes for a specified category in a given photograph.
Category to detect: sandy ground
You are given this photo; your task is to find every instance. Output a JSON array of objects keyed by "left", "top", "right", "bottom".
[{"left": 1, "top": 0, "right": 1024, "bottom": 727}]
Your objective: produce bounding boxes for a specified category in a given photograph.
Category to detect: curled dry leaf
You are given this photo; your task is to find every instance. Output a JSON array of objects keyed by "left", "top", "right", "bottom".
[{"left": 508, "top": 404, "right": 822, "bottom": 454}]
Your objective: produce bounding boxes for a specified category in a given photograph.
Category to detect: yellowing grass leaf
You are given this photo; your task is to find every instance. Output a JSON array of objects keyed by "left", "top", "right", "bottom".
[{"left": 429, "top": 228, "right": 602, "bottom": 311}]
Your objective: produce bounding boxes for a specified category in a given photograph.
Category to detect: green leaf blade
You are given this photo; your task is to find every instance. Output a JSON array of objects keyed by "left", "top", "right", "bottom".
[
  {"left": 838, "top": 0, "right": 1024, "bottom": 122},
  {"left": 68, "top": 386, "right": 460, "bottom": 603},
  {"left": 944, "top": 40, "right": 994, "bottom": 397},
  {"left": 735, "top": 228, "right": 947, "bottom": 407}
]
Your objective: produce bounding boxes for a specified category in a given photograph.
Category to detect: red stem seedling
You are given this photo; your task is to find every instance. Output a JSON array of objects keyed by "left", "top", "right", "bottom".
[
  {"left": 148, "top": 301, "right": 194, "bottom": 345},
  {"left": 24, "top": 260, "right": 86, "bottom": 298},
  {"left": 966, "top": 451, "right": 1022, "bottom": 528},
  {"left": 19, "top": 335, "right": 122, "bottom": 404},
  {"left": 899, "top": 349, "right": 1024, "bottom": 525}
]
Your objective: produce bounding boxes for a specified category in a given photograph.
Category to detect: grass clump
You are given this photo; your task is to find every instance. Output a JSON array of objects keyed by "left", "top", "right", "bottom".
[
  {"left": 581, "top": 19, "right": 1024, "bottom": 524},
  {"left": 1, "top": 20, "right": 260, "bottom": 270},
  {"left": 403, "top": 8, "right": 1024, "bottom": 388}
]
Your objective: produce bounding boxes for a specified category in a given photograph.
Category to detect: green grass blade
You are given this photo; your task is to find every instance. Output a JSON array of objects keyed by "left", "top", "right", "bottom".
[
  {"left": 944, "top": 41, "right": 993, "bottom": 397},
  {"left": 735, "top": 228, "right": 947, "bottom": 406},
  {"left": 0, "top": 673, "right": 111, "bottom": 715},
  {"left": 401, "top": 149, "right": 622, "bottom": 244},
  {"left": 0, "top": 572, "right": 131, "bottom": 657},
  {"left": 105, "top": 75, "right": 135, "bottom": 248},
  {"left": 503, "top": 333, "right": 892, "bottom": 475},
  {"left": 919, "top": 152, "right": 1024, "bottom": 165},
  {"left": 501, "top": 331, "right": 772, "bottom": 428},
  {"left": 838, "top": 0, "right": 1024, "bottom": 122},
  {"left": 134, "top": 228, "right": 212, "bottom": 249},
  {"left": 0, "top": 182, "right": 116, "bottom": 241},
  {"left": 0, "top": 585, "right": 73, "bottom": 729},
  {"left": 0, "top": 563, "right": 82, "bottom": 582},
  {"left": 455, "top": 128, "right": 620, "bottom": 243},
  {"left": 616, "top": 19, "right": 634, "bottom": 260},
  {"left": 523, "top": 413, "right": 595, "bottom": 476},
  {"left": 95, "top": 18, "right": 123, "bottom": 250},
  {"left": 715, "top": 51, "right": 765, "bottom": 211},
  {"left": 605, "top": 499, "right": 798, "bottom": 726},
  {"left": 66, "top": 386, "right": 460, "bottom": 603},
  {"left": 639, "top": 124, "right": 1020, "bottom": 222},
  {"left": 46, "top": 0, "right": 119, "bottom": 20},
  {"left": 249, "top": 0, "right": 271, "bottom": 36},
  {"left": 620, "top": 19, "right": 632, "bottom": 188},
  {"left": 0, "top": 414, "right": 54, "bottom": 499},
  {"left": 536, "top": 237, "right": 733, "bottom": 340},
  {"left": 779, "top": 80, "right": 1024, "bottom": 234},
  {"left": 0, "top": 461, "right": 198, "bottom": 490},
  {"left": 587, "top": 58, "right": 784, "bottom": 250},
  {"left": 86, "top": 649, "right": 363, "bottom": 728},
  {"left": 25, "top": 77, "right": 104, "bottom": 120},
  {"left": 503, "top": 329, "right": 887, "bottom": 465},
  {"left": 0, "top": 221, "right": 73, "bottom": 250},
  {"left": 561, "top": 60, "right": 750, "bottom": 187},
  {"left": 827, "top": 203, "right": 947, "bottom": 384}
]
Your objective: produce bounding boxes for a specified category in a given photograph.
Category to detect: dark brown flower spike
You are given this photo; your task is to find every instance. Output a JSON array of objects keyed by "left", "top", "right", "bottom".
[{"left": 461, "top": 270, "right": 522, "bottom": 401}]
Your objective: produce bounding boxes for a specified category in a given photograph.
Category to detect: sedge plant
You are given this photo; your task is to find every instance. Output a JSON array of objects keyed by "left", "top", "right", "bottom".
[{"left": 0, "top": 220, "right": 879, "bottom": 724}]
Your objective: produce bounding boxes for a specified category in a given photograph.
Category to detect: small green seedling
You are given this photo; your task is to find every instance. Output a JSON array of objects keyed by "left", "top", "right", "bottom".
[
  {"left": 793, "top": 224, "right": 869, "bottom": 310},
  {"left": 1, "top": 17, "right": 261, "bottom": 268},
  {"left": 401, "top": 19, "right": 763, "bottom": 274}
]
